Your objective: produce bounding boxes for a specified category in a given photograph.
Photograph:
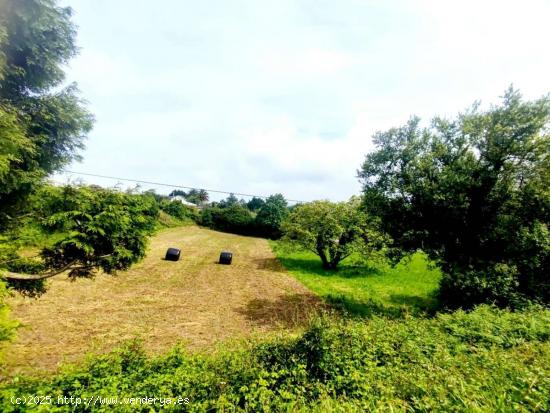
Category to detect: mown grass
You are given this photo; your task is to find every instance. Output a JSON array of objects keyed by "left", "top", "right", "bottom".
[
  {"left": 270, "top": 242, "right": 441, "bottom": 318},
  {"left": 2, "top": 226, "right": 317, "bottom": 377}
]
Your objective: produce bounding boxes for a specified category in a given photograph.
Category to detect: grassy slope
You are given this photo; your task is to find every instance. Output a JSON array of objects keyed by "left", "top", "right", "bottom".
[
  {"left": 270, "top": 242, "right": 441, "bottom": 317},
  {"left": 156, "top": 210, "right": 196, "bottom": 229}
]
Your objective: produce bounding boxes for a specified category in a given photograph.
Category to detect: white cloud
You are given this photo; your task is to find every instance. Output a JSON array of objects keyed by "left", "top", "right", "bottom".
[{"left": 260, "top": 48, "right": 359, "bottom": 78}]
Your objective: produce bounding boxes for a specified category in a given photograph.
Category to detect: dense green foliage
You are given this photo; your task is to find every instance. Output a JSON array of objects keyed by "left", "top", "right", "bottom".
[
  {"left": 158, "top": 199, "right": 198, "bottom": 222},
  {"left": 359, "top": 88, "right": 550, "bottom": 308},
  {"left": 246, "top": 197, "right": 265, "bottom": 211},
  {"left": 0, "top": 306, "right": 548, "bottom": 412},
  {"left": 0, "top": 0, "right": 93, "bottom": 229},
  {"left": 272, "top": 243, "right": 440, "bottom": 317},
  {"left": 0, "top": 184, "right": 158, "bottom": 298},
  {"left": 0, "top": 3, "right": 548, "bottom": 409},
  {"left": 168, "top": 189, "right": 209, "bottom": 205},
  {"left": 33, "top": 185, "right": 159, "bottom": 276},
  {"left": 199, "top": 194, "right": 290, "bottom": 238},
  {"left": 281, "top": 198, "right": 386, "bottom": 269},
  {"left": 255, "top": 194, "right": 288, "bottom": 239},
  {"left": 199, "top": 204, "right": 256, "bottom": 236},
  {"left": 0, "top": 0, "right": 94, "bottom": 342}
]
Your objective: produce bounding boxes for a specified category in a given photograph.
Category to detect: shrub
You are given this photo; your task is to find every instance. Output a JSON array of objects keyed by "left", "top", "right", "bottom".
[
  {"left": 159, "top": 199, "right": 198, "bottom": 222},
  {"left": 199, "top": 205, "right": 256, "bottom": 236}
]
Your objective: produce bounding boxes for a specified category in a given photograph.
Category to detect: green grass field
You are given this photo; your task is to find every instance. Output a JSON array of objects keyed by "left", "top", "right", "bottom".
[{"left": 270, "top": 242, "right": 441, "bottom": 318}]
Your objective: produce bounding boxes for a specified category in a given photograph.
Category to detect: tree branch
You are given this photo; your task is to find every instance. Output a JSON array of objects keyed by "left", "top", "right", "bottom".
[
  {"left": 3, "top": 261, "right": 78, "bottom": 281},
  {"left": 3, "top": 254, "right": 111, "bottom": 281}
]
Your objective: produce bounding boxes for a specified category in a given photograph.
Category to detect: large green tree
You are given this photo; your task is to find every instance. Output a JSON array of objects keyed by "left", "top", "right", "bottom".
[
  {"left": 247, "top": 196, "right": 265, "bottom": 211},
  {"left": 0, "top": 0, "right": 93, "bottom": 228},
  {"left": 282, "top": 198, "right": 385, "bottom": 269},
  {"left": 184, "top": 189, "right": 209, "bottom": 205},
  {"left": 4, "top": 185, "right": 158, "bottom": 295},
  {"left": 255, "top": 193, "right": 288, "bottom": 238},
  {"left": 359, "top": 88, "right": 550, "bottom": 307}
]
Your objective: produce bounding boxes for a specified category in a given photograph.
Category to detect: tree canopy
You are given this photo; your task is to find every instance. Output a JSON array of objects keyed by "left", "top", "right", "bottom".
[
  {"left": 5, "top": 185, "right": 159, "bottom": 282},
  {"left": 359, "top": 88, "right": 550, "bottom": 307},
  {"left": 255, "top": 194, "right": 288, "bottom": 239},
  {"left": 247, "top": 197, "right": 265, "bottom": 211},
  {"left": 282, "top": 198, "right": 385, "bottom": 269},
  {"left": 0, "top": 0, "right": 93, "bottom": 229}
]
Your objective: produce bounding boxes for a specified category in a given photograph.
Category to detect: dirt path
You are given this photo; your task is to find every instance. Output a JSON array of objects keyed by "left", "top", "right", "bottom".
[{"left": 3, "top": 226, "right": 320, "bottom": 376}]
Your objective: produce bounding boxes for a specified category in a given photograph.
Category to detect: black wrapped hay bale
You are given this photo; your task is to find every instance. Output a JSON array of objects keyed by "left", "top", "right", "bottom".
[
  {"left": 165, "top": 248, "right": 181, "bottom": 261},
  {"left": 219, "top": 251, "right": 233, "bottom": 265}
]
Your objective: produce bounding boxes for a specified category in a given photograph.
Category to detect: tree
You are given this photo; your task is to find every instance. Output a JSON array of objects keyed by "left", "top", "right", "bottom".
[
  {"left": 5, "top": 185, "right": 159, "bottom": 281},
  {"left": 219, "top": 193, "right": 239, "bottom": 208},
  {"left": 184, "top": 189, "right": 209, "bottom": 205},
  {"left": 183, "top": 189, "right": 199, "bottom": 204},
  {"left": 281, "top": 198, "right": 385, "bottom": 269},
  {"left": 169, "top": 189, "right": 186, "bottom": 197},
  {"left": 358, "top": 88, "right": 550, "bottom": 307},
  {"left": 247, "top": 197, "right": 266, "bottom": 211},
  {"left": 255, "top": 194, "right": 288, "bottom": 238},
  {"left": 196, "top": 189, "right": 209, "bottom": 204},
  {"left": 0, "top": 0, "right": 93, "bottom": 229}
]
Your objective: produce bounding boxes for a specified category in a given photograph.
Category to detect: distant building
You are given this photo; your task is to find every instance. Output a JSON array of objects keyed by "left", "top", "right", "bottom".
[{"left": 168, "top": 195, "right": 200, "bottom": 208}]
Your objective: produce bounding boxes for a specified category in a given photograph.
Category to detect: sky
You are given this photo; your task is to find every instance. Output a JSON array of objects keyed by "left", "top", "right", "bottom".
[{"left": 55, "top": 0, "right": 550, "bottom": 202}]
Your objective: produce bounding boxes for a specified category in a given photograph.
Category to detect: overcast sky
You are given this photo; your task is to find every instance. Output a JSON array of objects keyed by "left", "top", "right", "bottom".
[{"left": 56, "top": 0, "right": 550, "bottom": 202}]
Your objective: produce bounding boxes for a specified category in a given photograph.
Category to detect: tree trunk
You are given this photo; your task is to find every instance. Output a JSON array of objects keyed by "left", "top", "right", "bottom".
[
  {"left": 316, "top": 246, "right": 330, "bottom": 269},
  {"left": 323, "top": 260, "right": 339, "bottom": 270}
]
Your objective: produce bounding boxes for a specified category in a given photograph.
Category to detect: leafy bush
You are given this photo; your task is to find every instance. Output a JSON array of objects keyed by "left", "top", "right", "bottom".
[
  {"left": 199, "top": 205, "right": 256, "bottom": 236},
  {"left": 0, "top": 305, "right": 548, "bottom": 412},
  {"left": 25, "top": 185, "right": 159, "bottom": 276},
  {"left": 200, "top": 195, "right": 291, "bottom": 238},
  {"left": 159, "top": 200, "right": 198, "bottom": 222}
]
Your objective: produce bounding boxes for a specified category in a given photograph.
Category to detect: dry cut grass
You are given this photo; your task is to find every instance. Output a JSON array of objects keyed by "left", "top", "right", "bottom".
[{"left": 3, "top": 226, "right": 321, "bottom": 377}]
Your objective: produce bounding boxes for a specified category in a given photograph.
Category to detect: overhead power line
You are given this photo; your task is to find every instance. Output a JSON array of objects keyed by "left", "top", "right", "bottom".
[{"left": 60, "top": 170, "right": 305, "bottom": 203}]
